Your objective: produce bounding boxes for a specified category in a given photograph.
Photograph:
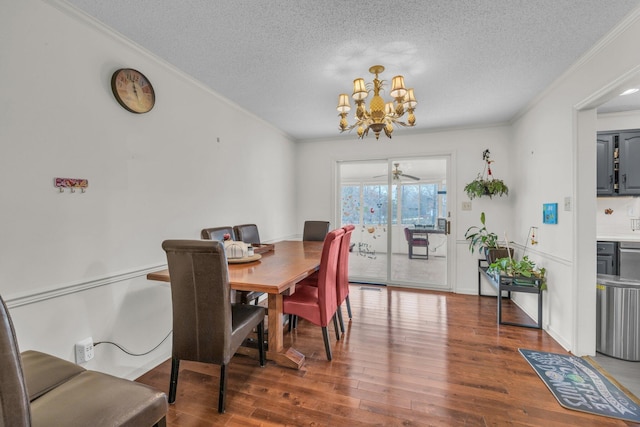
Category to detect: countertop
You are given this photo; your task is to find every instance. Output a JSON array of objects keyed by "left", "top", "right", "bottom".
[
  {"left": 597, "top": 234, "right": 640, "bottom": 242},
  {"left": 597, "top": 274, "right": 640, "bottom": 287}
]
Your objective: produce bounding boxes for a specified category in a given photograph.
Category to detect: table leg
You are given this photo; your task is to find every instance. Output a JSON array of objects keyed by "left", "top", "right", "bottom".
[
  {"left": 265, "top": 293, "right": 305, "bottom": 369},
  {"left": 497, "top": 287, "right": 502, "bottom": 325}
]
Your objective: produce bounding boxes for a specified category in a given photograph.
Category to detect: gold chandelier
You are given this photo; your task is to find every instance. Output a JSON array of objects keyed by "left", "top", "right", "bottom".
[{"left": 337, "top": 65, "right": 417, "bottom": 140}]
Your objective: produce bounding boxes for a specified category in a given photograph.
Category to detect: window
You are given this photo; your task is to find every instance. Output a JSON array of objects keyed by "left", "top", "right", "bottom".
[
  {"left": 363, "top": 185, "right": 388, "bottom": 225},
  {"left": 340, "top": 181, "right": 446, "bottom": 226},
  {"left": 341, "top": 185, "right": 360, "bottom": 225}
]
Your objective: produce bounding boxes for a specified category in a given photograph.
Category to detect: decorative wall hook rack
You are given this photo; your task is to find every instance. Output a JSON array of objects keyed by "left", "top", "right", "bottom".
[{"left": 54, "top": 178, "right": 88, "bottom": 193}]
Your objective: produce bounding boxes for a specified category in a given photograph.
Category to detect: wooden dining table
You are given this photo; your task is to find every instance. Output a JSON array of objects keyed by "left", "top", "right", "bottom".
[{"left": 146, "top": 240, "right": 324, "bottom": 369}]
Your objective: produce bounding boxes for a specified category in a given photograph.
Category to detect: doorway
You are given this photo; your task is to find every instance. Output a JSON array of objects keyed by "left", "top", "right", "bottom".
[
  {"left": 337, "top": 156, "right": 450, "bottom": 290},
  {"left": 574, "top": 66, "right": 640, "bottom": 395}
]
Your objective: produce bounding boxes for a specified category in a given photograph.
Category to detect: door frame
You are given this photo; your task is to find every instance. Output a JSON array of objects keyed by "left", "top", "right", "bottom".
[{"left": 334, "top": 153, "right": 455, "bottom": 291}]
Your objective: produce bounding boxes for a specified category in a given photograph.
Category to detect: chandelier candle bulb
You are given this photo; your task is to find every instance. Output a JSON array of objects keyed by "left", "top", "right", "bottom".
[{"left": 337, "top": 65, "right": 417, "bottom": 139}]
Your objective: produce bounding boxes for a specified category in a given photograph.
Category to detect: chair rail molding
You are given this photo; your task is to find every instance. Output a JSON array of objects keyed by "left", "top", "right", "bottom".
[{"left": 5, "top": 264, "right": 167, "bottom": 309}]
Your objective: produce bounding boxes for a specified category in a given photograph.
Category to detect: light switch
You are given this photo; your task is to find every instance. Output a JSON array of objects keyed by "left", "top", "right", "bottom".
[
  {"left": 564, "top": 197, "right": 571, "bottom": 211},
  {"left": 461, "top": 201, "right": 472, "bottom": 211}
]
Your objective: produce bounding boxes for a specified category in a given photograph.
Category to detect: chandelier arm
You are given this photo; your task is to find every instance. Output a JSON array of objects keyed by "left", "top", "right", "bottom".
[
  {"left": 390, "top": 120, "right": 413, "bottom": 128},
  {"left": 339, "top": 119, "right": 372, "bottom": 133}
]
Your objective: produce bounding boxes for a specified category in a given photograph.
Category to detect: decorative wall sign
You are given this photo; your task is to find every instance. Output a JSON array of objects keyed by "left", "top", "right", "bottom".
[
  {"left": 55, "top": 178, "right": 88, "bottom": 193},
  {"left": 543, "top": 203, "right": 557, "bottom": 224}
]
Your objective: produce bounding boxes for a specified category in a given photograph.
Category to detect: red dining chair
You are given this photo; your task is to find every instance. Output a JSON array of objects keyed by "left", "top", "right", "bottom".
[
  {"left": 283, "top": 228, "right": 344, "bottom": 360},
  {"left": 294, "top": 225, "right": 355, "bottom": 335},
  {"left": 336, "top": 224, "right": 355, "bottom": 333}
]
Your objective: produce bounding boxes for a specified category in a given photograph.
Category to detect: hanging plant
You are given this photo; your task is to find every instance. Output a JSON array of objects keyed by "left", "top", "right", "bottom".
[{"left": 464, "top": 149, "right": 509, "bottom": 199}]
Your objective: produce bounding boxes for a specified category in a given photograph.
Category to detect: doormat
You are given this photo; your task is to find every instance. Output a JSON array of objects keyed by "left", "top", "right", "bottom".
[{"left": 519, "top": 349, "right": 640, "bottom": 423}]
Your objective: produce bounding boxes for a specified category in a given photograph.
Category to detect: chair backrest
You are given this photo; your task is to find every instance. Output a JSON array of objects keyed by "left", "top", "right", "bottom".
[
  {"left": 337, "top": 225, "right": 355, "bottom": 305},
  {"left": 162, "top": 240, "right": 234, "bottom": 365},
  {"left": 303, "top": 220, "right": 330, "bottom": 241},
  {"left": 316, "top": 228, "right": 344, "bottom": 325},
  {"left": 0, "top": 295, "right": 32, "bottom": 427},
  {"left": 233, "top": 224, "right": 260, "bottom": 244},
  {"left": 404, "top": 227, "right": 411, "bottom": 242},
  {"left": 201, "top": 226, "right": 235, "bottom": 241}
]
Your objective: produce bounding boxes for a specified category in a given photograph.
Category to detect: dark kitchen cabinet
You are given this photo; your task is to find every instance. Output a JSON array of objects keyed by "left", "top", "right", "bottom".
[
  {"left": 597, "top": 133, "right": 615, "bottom": 196},
  {"left": 597, "top": 129, "right": 640, "bottom": 196},
  {"left": 618, "top": 131, "right": 640, "bottom": 195},
  {"left": 597, "top": 241, "right": 618, "bottom": 275}
]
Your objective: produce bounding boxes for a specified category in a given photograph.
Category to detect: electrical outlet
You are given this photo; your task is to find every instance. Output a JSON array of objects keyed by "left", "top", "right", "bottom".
[{"left": 75, "top": 337, "right": 94, "bottom": 364}]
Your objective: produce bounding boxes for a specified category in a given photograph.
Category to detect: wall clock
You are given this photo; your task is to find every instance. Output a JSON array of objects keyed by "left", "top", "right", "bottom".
[{"left": 110, "top": 68, "right": 155, "bottom": 114}]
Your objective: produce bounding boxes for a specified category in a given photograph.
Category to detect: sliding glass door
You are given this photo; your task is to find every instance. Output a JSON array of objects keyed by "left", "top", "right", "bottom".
[{"left": 338, "top": 156, "right": 450, "bottom": 290}]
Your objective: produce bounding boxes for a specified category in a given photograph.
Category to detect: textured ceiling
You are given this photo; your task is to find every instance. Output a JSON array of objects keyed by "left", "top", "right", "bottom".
[{"left": 65, "top": 0, "right": 640, "bottom": 141}]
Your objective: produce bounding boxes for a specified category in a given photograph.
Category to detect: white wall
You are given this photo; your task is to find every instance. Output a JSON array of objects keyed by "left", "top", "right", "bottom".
[
  {"left": 598, "top": 110, "right": 640, "bottom": 131},
  {"left": 510, "top": 8, "right": 640, "bottom": 354},
  {"left": 296, "top": 126, "right": 514, "bottom": 294},
  {"left": 1, "top": 0, "right": 297, "bottom": 378},
  {"left": 596, "top": 196, "right": 640, "bottom": 236}
]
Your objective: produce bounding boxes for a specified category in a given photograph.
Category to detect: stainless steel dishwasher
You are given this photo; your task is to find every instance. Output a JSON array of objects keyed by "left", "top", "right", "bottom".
[
  {"left": 619, "top": 241, "right": 640, "bottom": 281},
  {"left": 596, "top": 275, "right": 640, "bottom": 361}
]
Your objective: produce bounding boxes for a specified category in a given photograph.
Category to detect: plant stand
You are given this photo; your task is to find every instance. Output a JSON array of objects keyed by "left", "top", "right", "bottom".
[{"left": 477, "top": 259, "right": 543, "bottom": 329}]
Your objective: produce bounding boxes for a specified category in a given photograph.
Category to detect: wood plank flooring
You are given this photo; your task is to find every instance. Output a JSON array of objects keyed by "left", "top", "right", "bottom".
[{"left": 136, "top": 285, "right": 640, "bottom": 426}]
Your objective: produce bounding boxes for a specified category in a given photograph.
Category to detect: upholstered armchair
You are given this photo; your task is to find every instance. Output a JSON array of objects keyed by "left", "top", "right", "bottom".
[{"left": 0, "top": 295, "right": 167, "bottom": 427}]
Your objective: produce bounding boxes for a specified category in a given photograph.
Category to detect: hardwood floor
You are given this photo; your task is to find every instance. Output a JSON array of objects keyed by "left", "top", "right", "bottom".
[{"left": 136, "top": 285, "right": 639, "bottom": 426}]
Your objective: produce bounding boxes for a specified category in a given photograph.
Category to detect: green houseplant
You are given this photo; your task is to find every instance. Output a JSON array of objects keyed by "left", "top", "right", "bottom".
[
  {"left": 464, "top": 149, "right": 509, "bottom": 199},
  {"left": 464, "top": 212, "right": 513, "bottom": 263},
  {"left": 464, "top": 178, "right": 509, "bottom": 199},
  {"left": 487, "top": 255, "right": 547, "bottom": 290}
]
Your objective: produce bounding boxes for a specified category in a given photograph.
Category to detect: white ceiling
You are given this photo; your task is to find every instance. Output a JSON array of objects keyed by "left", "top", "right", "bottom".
[{"left": 65, "top": 0, "right": 640, "bottom": 141}]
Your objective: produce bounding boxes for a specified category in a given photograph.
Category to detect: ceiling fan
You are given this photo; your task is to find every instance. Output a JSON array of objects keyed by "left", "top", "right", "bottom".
[{"left": 374, "top": 163, "right": 420, "bottom": 181}]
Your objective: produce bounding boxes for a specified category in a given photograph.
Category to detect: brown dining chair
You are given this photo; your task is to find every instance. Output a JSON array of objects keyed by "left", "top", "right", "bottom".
[
  {"left": 283, "top": 228, "right": 344, "bottom": 360},
  {"left": 161, "top": 239, "right": 265, "bottom": 413},
  {"left": 233, "top": 224, "right": 261, "bottom": 244},
  {"left": 201, "top": 226, "right": 236, "bottom": 241},
  {"left": 303, "top": 220, "right": 330, "bottom": 241},
  {"left": 201, "top": 226, "right": 262, "bottom": 305}
]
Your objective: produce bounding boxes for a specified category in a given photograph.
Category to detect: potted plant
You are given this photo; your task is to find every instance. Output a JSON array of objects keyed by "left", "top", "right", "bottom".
[
  {"left": 487, "top": 255, "right": 547, "bottom": 290},
  {"left": 464, "top": 212, "right": 513, "bottom": 263},
  {"left": 464, "top": 149, "right": 509, "bottom": 199}
]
